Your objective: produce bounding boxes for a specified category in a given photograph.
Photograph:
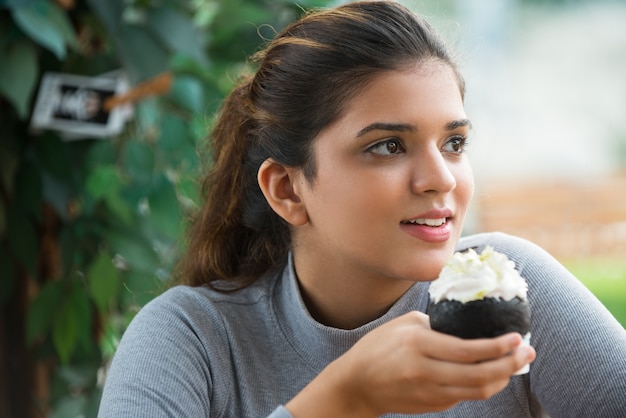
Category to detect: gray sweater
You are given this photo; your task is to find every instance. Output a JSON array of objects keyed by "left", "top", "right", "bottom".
[{"left": 98, "top": 232, "right": 626, "bottom": 417}]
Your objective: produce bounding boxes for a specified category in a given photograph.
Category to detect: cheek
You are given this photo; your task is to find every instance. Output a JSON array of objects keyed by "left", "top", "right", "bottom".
[{"left": 454, "top": 161, "right": 475, "bottom": 210}]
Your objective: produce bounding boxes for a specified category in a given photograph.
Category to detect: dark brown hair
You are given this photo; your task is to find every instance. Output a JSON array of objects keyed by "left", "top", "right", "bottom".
[{"left": 176, "top": 1, "right": 464, "bottom": 289}]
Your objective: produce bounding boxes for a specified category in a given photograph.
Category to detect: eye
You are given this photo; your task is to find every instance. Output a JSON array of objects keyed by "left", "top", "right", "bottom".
[
  {"left": 367, "top": 138, "right": 405, "bottom": 156},
  {"left": 442, "top": 136, "right": 469, "bottom": 154}
]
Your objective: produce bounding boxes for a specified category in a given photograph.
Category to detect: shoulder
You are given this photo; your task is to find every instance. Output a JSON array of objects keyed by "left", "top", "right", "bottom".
[
  {"left": 457, "top": 231, "right": 567, "bottom": 278},
  {"left": 456, "top": 231, "right": 581, "bottom": 305},
  {"left": 118, "top": 285, "right": 232, "bottom": 357},
  {"left": 137, "top": 271, "right": 279, "bottom": 330},
  {"left": 100, "top": 273, "right": 283, "bottom": 416},
  {"left": 457, "top": 231, "right": 549, "bottom": 262}
]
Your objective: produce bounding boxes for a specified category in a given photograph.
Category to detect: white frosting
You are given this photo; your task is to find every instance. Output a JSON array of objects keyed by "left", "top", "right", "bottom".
[{"left": 429, "top": 246, "right": 528, "bottom": 303}]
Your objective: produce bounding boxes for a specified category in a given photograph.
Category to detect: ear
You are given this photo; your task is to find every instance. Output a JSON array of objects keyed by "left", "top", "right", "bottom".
[{"left": 257, "top": 159, "right": 309, "bottom": 226}]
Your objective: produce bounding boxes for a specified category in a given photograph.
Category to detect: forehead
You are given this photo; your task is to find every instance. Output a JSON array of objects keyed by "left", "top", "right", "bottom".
[
  {"left": 314, "top": 62, "right": 466, "bottom": 144},
  {"left": 350, "top": 62, "right": 463, "bottom": 120}
]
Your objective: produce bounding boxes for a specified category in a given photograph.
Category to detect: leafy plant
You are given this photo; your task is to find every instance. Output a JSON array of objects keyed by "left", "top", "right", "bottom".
[
  {"left": 0, "top": 0, "right": 330, "bottom": 416},
  {"left": 563, "top": 257, "right": 626, "bottom": 328}
]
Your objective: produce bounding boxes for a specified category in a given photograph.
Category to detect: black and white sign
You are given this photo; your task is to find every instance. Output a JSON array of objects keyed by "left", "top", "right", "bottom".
[{"left": 30, "top": 72, "right": 130, "bottom": 139}]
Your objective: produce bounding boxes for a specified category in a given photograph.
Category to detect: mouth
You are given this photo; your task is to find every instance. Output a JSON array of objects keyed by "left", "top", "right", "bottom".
[
  {"left": 400, "top": 216, "right": 452, "bottom": 242},
  {"left": 401, "top": 217, "right": 449, "bottom": 227}
]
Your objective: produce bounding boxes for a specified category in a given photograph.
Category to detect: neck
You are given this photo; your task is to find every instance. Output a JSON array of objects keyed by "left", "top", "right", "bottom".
[{"left": 293, "top": 255, "right": 415, "bottom": 330}]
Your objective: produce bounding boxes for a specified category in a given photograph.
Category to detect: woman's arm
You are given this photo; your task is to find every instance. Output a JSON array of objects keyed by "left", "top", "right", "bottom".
[
  {"left": 517, "top": 238, "right": 626, "bottom": 416},
  {"left": 285, "top": 311, "right": 534, "bottom": 417}
]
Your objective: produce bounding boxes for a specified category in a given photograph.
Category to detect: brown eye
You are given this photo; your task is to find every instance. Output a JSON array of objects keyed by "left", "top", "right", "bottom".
[
  {"left": 443, "top": 136, "right": 468, "bottom": 154},
  {"left": 368, "top": 138, "right": 405, "bottom": 156},
  {"left": 386, "top": 141, "right": 399, "bottom": 154}
]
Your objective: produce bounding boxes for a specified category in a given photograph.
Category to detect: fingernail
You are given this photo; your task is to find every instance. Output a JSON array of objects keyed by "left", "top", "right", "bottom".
[
  {"left": 521, "top": 346, "right": 534, "bottom": 361},
  {"left": 507, "top": 333, "right": 522, "bottom": 345}
]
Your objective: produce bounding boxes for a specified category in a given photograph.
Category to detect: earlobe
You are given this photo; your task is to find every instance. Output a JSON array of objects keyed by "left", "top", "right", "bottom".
[{"left": 257, "top": 159, "right": 309, "bottom": 226}]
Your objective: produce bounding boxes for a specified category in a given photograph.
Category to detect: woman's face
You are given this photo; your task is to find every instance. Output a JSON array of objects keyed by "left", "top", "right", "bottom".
[{"left": 292, "top": 61, "right": 474, "bottom": 289}]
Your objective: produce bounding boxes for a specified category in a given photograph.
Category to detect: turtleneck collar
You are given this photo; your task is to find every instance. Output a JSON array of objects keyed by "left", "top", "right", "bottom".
[{"left": 272, "top": 253, "right": 431, "bottom": 373}]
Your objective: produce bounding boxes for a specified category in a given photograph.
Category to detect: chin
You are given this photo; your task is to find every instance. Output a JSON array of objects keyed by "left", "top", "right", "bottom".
[
  {"left": 415, "top": 244, "right": 458, "bottom": 280},
  {"left": 402, "top": 256, "right": 449, "bottom": 282}
]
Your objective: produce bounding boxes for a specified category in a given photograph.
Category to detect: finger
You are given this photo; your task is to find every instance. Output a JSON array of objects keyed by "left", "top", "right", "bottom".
[
  {"left": 419, "top": 343, "right": 535, "bottom": 388},
  {"left": 400, "top": 310, "right": 431, "bottom": 327},
  {"left": 379, "top": 375, "right": 513, "bottom": 414},
  {"left": 421, "top": 331, "right": 525, "bottom": 364}
]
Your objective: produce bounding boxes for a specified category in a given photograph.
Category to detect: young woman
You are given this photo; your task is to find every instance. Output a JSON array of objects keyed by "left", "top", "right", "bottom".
[{"left": 98, "top": 2, "right": 626, "bottom": 417}]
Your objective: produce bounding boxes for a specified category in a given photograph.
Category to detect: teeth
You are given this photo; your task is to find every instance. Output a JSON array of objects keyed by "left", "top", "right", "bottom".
[{"left": 408, "top": 218, "right": 446, "bottom": 227}]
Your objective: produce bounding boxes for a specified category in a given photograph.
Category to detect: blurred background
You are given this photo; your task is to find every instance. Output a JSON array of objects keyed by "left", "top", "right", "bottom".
[{"left": 0, "top": 0, "right": 624, "bottom": 416}]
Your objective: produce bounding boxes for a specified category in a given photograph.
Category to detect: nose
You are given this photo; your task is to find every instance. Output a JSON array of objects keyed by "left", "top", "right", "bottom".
[{"left": 410, "top": 146, "right": 456, "bottom": 194}]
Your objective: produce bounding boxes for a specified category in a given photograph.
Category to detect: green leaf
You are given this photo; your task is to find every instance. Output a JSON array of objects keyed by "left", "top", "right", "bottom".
[
  {"left": 209, "top": 2, "right": 273, "bottom": 61},
  {"left": 113, "top": 25, "right": 170, "bottom": 82},
  {"left": 84, "top": 165, "right": 134, "bottom": 223},
  {"left": 105, "top": 193, "right": 134, "bottom": 225},
  {"left": 147, "top": 8, "right": 206, "bottom": 64},
  {"left": 69, "top": 280, "right": 92, "bottom": 351},
  {"left": 11, "top": 1, "right": 77, "bottom": 60},
  {"left": 120, "top": 270, "right": 161, "bottom": 308},
  {"left": 167, "top": 75, "right": 205, "bottom": 113},
  {"left": 85, "top": 165, "right": 121, "bottom": 201},
  {"left": 6, "top": 205, "right": 38, "bottom": 274},
  {"left": 177, "top": 174, "right": 200, "bottom": 208},
  {"left": 105, "top": 230, "right": 160, "bottom": 274},
  {"left": 26, "top": 280, "right": 63, "bottom": 344},
  {"left": 0, "top": 250, "right": 16, "bottom": 307},
  {"left": 0, "top": 39, "right": 38, "bottom": 119},
  {"left": 188, "top": 113, "right": 210, "bottom": 145},
  {"left": 170, "top": 54, "right": 213, "bottom": 80},
  {"left": 85, "top": 387, "right": 103, "bottom": 418},
  {"left": 134, "top": 98, "right": 161, "bottom": 135},
  {"left": 85, "top": 0, "right": 123, "bottom": 35},
  {"left": 122, "top": 141, "right": 154, "bottom": 185},
  {"left": 52, "top": 285, "right": 81, "bottom": 364},
  {"left": 99, "top": 320, "right": 120, "bottom": 359},
  {"left": 41, "top": 0, "right": 78, "bottom": 48},
  {"left": 158, "top": 114, "right": 192, "bottom": 153},
  {"left": 84, "top": 140, "right": 117, "bottom": 167},
  {"left": 87, "top": 253, "right": 121, "bottom": 314},
  {"left": 148, "top": 175, "right": 181, "bottom": 238},
  {"left": 87, "top": 1, "right": 172, "bottom": 81},
  {"left": 48, "top": 394, "right": 87, "bottom": 418},
  {"left": 56, "top": 363, "right": 98, "bottom": 389},
  {"left": 52, "top": 307, "right": 77, "bottom": 364}
]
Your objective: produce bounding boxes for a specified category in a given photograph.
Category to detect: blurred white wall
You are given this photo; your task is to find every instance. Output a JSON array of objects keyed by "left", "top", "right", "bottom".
[{"left": 403, "top": 0, "right": 626, "bottom": 185}]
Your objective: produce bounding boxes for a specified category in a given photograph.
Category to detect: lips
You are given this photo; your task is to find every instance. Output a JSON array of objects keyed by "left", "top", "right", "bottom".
[{"left": 400, "top": 208, "right": 453, "bottom": 242}]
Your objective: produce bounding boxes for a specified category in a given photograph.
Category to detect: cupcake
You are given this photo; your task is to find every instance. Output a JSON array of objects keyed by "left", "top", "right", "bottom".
[{"left": 428, "top": 246, "right": 531, "bottom": 373}]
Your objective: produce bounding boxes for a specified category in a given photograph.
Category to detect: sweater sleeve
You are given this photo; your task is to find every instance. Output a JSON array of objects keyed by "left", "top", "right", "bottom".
[
  {"left": 97, "top": 285, "right": 293, "bottom": 418},
  {"left": 97, "top": 287, "right": 223, "bottom": 417},
  {"left": 469, "top": 232, "right": 626, "bottom": 417}
]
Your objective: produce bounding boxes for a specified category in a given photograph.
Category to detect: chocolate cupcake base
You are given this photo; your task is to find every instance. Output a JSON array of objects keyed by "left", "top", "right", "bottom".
[{"left": 428, "top": 297, "right": 530, "bottom": 339}]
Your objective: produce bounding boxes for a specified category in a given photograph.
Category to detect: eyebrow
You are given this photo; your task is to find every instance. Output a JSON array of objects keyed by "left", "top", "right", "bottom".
[
  {"left": 356, "top": 122, "right": 416, "bottom": 137},
  {"left": 445, "top": 119, "right": 472, "bottom": 131},
  {"left": 356, "top": 119, "right": 472, "bottom": 138}
]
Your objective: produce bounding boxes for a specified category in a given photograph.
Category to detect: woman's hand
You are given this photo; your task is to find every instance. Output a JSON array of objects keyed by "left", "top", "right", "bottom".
[{"left": 286, "top": 311, "right": 535, "bottom": 418}]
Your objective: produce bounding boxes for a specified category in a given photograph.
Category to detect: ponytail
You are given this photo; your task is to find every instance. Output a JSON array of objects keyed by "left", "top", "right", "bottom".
[{"left": 176, "top": 78, "right": 290, "bottom": 289}]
